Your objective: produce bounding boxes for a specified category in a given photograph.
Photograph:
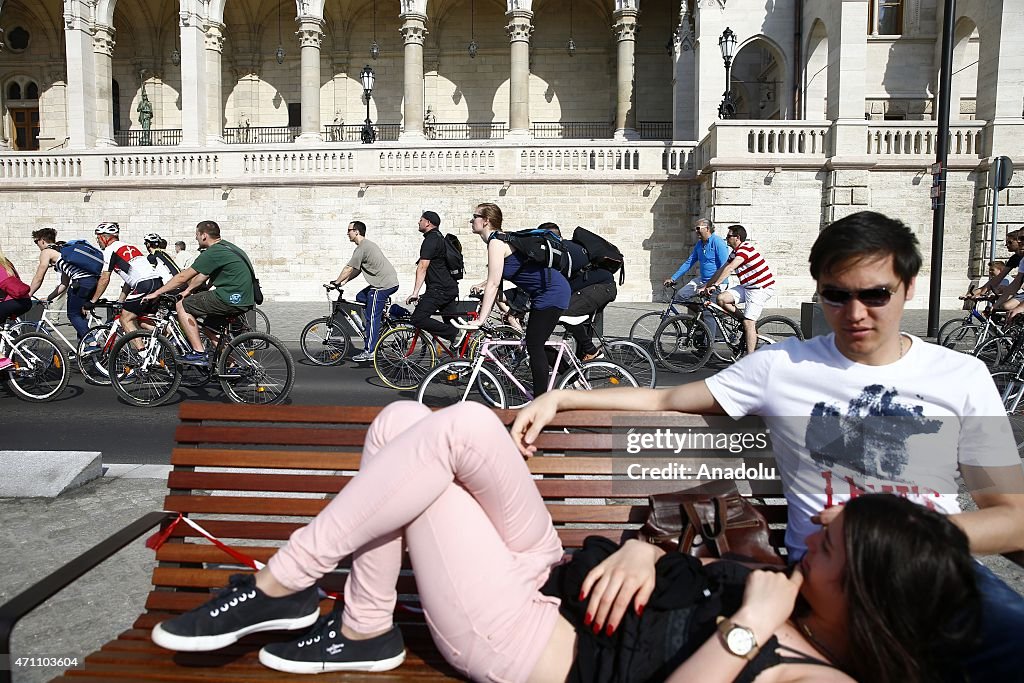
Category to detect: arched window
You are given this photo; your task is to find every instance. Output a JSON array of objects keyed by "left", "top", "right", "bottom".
[
  {"left": 25, "top": 81, "right": 38, "bottom": 99},
  {"left": 7, "top": 82, "right": 21, "bottom": 100},
  {"left": 112, "top": 79, "right": 121, "bottom": 131}
]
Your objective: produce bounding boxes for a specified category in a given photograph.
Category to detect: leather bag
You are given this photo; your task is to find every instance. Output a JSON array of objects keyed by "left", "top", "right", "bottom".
[{"left": 639, "top": 480, "right": 785, "bottom": 566}]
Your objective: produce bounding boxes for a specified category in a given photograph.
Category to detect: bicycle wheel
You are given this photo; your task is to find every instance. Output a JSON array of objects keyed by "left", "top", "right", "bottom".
[
  {"left": 373, "top": 325, "right": 437, "bottom": 391},
  {"left": 941, "top": 323, "right": 981, "bottom": 353},
  {"left": 653, "top": 315, "right": 713, "bottom": 373},
  {"left": 245, "top": 307, "right": 271, "bottom": 335},
  {"left": 603, "top": 339, "right": 657, "bottom": 388},
  {"left": 754, "top": 315, "right": 805, "bottom": 350},
  {"left": 108, "top": 330, "right": 181, "bottom": 407},
  {"left": 557, "top": 360, "right": 639, "bottom": 391},
  {"left": 417, "top": 360, "right": 507, "bottom": 409},
  {"left": 991, "top": 369, "right": 1024, "bottom": 453},
  {"left": 937, "top": 316, "right": 970, "bottom": 346},
  {"left": 76, "top": 324, "right": 115, "bottom": 385},
  {"left": 628, "top": 311, "right": 667, "bottom": 350},
  {"left": 4, "top": 332, "right": 69, "bottom": 402},
  {"left": 217, "top": 332, "right": 295, "bottom": 405},
  {"left": 300, "top": 316, "right": 350, "bottom": 366},
  {"left": 9, "top": 320, "right": 42, "bottom": 337},
  {"left": 974, "top": 336, "right": 1011, "bottom": 367}
]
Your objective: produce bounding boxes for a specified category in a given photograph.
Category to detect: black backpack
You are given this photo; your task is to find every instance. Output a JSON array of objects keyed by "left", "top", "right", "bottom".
[
  {"left": 489, "top": 228, "right": 569, "bottom": 272},
  {"left": 571, "top": 226, "right": 625, "bottom": 284},
  {"left": 443, "top": 233, "right": 465, "bottom": 280}
]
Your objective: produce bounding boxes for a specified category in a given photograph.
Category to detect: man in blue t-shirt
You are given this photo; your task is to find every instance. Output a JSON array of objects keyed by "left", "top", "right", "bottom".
[{"left": 664, "top": 217, "right": 731, "bottom": 302}]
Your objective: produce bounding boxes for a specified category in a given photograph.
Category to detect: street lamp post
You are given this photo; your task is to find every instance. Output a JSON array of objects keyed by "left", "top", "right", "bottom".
[
  {"left": 718, "top": 27, "right": 737, "bottom": 119},
  {"left": 360, "top": 65, "right": 376, "bottom": 144}
]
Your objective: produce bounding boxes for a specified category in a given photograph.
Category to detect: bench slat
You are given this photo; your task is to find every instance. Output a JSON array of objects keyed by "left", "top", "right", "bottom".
[{"left": 171, "top": 448, "right": 363, "bottom": 470}]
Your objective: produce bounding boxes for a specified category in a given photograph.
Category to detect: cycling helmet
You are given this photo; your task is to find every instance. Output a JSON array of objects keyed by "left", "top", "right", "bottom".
[
  {"left": 143, "top": 232, "right": 163, "bottom": 245},
  {"left": 94, "top": 222, "right": 120, "bottom": 235}
]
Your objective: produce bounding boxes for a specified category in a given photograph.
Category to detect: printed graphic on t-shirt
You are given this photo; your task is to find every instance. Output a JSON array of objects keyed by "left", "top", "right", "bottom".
[{"left": 806, "top": 384, "right": 943, "bottom": 505}]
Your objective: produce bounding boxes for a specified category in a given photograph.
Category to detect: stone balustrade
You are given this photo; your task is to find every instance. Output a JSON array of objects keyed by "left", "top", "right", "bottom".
[{"left": 866, "top": 121, "right": 986, "bottom": 156}]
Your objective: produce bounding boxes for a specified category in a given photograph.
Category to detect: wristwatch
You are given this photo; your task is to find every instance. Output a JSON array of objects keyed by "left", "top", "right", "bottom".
[{"left": 716, "top": 616, "right": 759, "bottom": 660}]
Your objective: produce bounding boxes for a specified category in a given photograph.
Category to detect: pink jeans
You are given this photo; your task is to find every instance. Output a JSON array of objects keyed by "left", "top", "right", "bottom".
[{"left": 267, "top": 401, "right": 565, "bottom": 682}]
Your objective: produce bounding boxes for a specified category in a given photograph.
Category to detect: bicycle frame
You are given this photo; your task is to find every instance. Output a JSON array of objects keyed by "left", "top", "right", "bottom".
[
  {"left": 458, "top": 337, "right": 584, "bottom": 402},
  {"left": 22, "top": 303, "right": 102, "bottom": 354}
]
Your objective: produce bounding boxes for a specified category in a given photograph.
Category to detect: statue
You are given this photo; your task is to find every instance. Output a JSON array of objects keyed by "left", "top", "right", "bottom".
[
  {"left": 332, "top": 112, "right": 344, "bottom": 141},
  {"left": 137, "top": 84, "right": 153, "bottom": 146},
  {"left": 424, "top": 105, "right": 436, "bottom": 140}
]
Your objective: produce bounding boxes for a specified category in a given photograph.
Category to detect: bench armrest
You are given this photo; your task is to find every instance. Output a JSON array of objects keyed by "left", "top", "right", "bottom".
[{"left": 0, "top": 510, "right": 174, "bottom": 683}]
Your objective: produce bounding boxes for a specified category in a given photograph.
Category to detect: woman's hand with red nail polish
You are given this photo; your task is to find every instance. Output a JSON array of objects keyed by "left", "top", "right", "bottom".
[{"left": 578, "top": 539, "right": 661, "bottom": 636}]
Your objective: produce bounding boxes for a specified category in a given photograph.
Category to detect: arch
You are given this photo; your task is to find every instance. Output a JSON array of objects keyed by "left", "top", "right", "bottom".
[
  {"left": 0, "top": 0, "right": 64, "bottom": 59},
  {"left": 731, "top": 34, "right": 789, "bottom": 120},
  {"left": 950, "top": 15, "right": 980, "bottom": 121},
  {"left": 7, "top": 82, "right": 20, "bottom": 100},
  {"left": 803, "top": 18, "right": 827, "bottom": 120}
]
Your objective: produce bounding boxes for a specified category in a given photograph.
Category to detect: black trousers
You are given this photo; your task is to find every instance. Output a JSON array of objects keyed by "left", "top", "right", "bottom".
[
  {"left": 564, "top": 281, "right": 617, "bottom": 357},
  {"left": 526, "top": 306, "right": 565, "bottom": 397},
  {"left": 0, "top": 298, "right": 31, "bottom": 324},
  {"left": 411, "top": 288, "right": 460, "bottom": 341}
]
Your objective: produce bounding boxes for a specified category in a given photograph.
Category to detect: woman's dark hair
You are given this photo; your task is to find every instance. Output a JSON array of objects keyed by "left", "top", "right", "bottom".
[
  {"left": 476, "top": 203, "right": 503, "bottom": 231},
  {"left": 809, "top": 211, "right": 922, "bottom": 287},
  {"left": 841, "top": 494, "right": 980, "bottom": 683}
]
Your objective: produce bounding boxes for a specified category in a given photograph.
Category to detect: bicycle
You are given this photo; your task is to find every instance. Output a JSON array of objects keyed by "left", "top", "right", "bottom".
[
  {"left": 0, "top": 316, "right": 70, "bottom": 402},
  {"left": 989, "top": 365, "right": 1024, "bottom": 454},
  {"left": 372, "top": 295, "right": 519, "bottom": 391},
  {"left": 557, "top": 311, "right": 657, "bottom": 389},
  {"left": 11, "top": 298, "right": 104, "bottom": 364},
  {"left": 627, "top": 286, "right": 691, "bottom": 348},
  {"left": 300, "top": 283, "right": 401, "bottom": 366},
  {"left": 416, "top": 321, "right": 639, "bottom": 408},
  {"left": 652, "top": 290, "right": 803, "bottom": 373},
  {"left": 939, "top": 296, "right": 1007, "bottom": 356},
  {"left": 107, "top": 295, "right": 294, "bottom": 407}
]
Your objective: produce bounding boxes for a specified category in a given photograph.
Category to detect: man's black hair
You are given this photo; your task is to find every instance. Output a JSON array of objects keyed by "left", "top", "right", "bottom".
[
  {"left": 726, "top": 224, "right": 747, "bottom": 241},
  {"left": 350, "top": 221, "right": 367, "bottom": 236},
  {"left": 809, "top": 211, "right": 922, "bottom": 287},
  {"left": 537, "top": 222, "right": 561, "bottom": 236}
]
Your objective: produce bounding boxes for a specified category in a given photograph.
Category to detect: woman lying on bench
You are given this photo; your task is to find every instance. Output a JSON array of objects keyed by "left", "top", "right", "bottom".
[{"left": 152, "top": 402, "right": 979, "bottom": 682}]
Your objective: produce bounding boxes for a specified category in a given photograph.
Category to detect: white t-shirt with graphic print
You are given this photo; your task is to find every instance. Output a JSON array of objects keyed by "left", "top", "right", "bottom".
[{"left": 704, "top": 333, "right": 1021, "bottom": 557}]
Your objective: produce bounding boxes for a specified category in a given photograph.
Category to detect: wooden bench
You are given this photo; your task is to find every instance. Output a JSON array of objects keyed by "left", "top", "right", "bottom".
[{"left": 0, "top": 403, "right": 786, "bottom": 683}]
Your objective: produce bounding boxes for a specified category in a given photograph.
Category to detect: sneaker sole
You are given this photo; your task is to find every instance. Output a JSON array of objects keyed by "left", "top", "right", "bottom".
[
  {"left": 151, "top": 610, "right": 320, "bottom": 652},
  {"left": 258, "top": 647, "right": 406, "bottom": 674}
]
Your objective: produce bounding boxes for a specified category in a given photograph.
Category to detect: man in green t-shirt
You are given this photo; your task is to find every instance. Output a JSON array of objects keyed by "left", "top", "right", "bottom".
[{"left": 144, "top": 220, "right": 256, "bottom": 365}]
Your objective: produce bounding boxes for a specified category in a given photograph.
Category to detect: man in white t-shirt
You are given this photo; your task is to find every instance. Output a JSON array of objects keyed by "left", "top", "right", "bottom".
[{"left": 512, "top": 210, "right": 1024, "bottom": 679}]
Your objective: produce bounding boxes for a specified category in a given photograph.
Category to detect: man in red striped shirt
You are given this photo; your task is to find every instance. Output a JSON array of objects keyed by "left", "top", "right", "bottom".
[{"left": 699, "top": 224, "right": 776, "bottom": 355}]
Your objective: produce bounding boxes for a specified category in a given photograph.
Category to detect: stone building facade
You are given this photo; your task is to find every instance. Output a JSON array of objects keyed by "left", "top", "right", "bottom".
[{"left": 0, "top": 0, "right": 1020, "bottom": 306}]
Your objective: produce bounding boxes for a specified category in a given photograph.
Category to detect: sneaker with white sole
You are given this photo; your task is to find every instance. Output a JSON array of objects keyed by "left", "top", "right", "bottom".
[
  {"left": 259, "top": 612, "right": 405, "bottom": 674},
  {"left": 350, "top": 351, "right": 373, "bottom": 363},
  {"left": 151, "top": 573, "right": 321, "bottom": 652}
]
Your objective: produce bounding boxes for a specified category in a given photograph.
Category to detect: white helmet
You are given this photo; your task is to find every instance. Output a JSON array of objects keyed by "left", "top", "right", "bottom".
[
  {"left": 94, "top": 222, "right": 120, "bottom": 235},
  {"left": 143, "top": 232, "right": 162, "bottom": 245}
]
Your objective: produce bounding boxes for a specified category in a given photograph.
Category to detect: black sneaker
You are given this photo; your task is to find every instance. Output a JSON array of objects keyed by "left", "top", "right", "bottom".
[
  {"left": 258, "top": 612, "right": 406, "bottom": 674},
  {"left": 151, "top": 574, "right": 321, "bottom": 652}
]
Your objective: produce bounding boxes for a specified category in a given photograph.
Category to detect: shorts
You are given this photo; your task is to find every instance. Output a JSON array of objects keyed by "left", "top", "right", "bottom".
[
  {"left": 122, "top": 279, "right": 162, "bottom": 315},
  {"left": 183, "top": 289, "right": 250, "bottom": 321},
  {"left": 725, "top": 285, "right": 775, "bottom": 320}
]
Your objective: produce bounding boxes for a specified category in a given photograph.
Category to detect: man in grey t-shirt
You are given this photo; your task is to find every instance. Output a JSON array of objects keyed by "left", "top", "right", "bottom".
[{"left": 334, "top": 221, "right": 400, "bottom": 362}]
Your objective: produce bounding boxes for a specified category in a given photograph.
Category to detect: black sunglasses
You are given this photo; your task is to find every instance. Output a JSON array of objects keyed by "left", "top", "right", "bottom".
[
  {"left": 819, "top": 286, "right": 895, "bottom": 308},
  {"left": 472, "top": 213, "right": 484, "bottom": 219}
]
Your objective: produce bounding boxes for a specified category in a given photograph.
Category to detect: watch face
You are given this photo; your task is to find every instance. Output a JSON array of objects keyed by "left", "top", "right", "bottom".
[{"left": 726, "top": 626, "right": 756, "bottom": 656}]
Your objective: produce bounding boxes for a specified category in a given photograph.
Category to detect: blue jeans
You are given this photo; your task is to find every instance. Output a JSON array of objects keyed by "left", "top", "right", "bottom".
[
  {"left": 67, "top": 277, "right": 98, "bottom": 340},
  {"left": 959, "top": 561, "right": 1024, "bottom": 681},
  {"left": 356, "top": 284, "right": 398, "bottom": 353}
]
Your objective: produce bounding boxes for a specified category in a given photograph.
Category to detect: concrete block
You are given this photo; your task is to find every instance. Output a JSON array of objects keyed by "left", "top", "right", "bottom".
[{"left": 0, "top": 451, "right": 102, "bottom": 498}]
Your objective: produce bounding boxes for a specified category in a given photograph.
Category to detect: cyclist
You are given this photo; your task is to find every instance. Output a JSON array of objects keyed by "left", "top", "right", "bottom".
[
  {"left": 406, "top": 210, "right": 460, "bottom": 344},
  {"left": 333, "top": 221, "right": 399, "bottom": 363},
  {"left": 0, "top": 245, "right": 31, "bottom": 371},
  {"left": 699, "top": 224, "right": 776, "bottom": 356},
  {"left": 28, "top": 227, "right": 100, "bottom": 344},
  {"left": 467, "top": 203, "right": 570, "bottom": 397},
  {"left": 143, "top": 220, "right": 256, "bottom": 365},
  {"left": 143, "top": 233, "right": 182, "bottom": 284},
  {"left": 83, "top": 222, "right": 162, "bottom": 346},
  {"left": 174, "top": 240, "right": 196, "bottom": 269},
  {"left": 663, "top": 217, "right": 731, "bottom": 301},
  {"left": 975, "top": 229, "right": 1021, "bottom": 298}
]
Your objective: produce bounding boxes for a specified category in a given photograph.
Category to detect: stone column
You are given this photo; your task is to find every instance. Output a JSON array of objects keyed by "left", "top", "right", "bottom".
[
  {"left": 179, "top": 10, "right": 208, "bottom": 147},
  {"left": 93, "top": 24, "right": 116, "bottom": 147},
  {"left": 672, "top": 7, "right": 696, "bottom": 141},
  {"left": 296, "top": 17, "right": 324, "bottom": 143},
  {"left": 612, "top": 8, "right": 639, "bottom": 141},
  {"left": 506, "top": 9, "right": 533, "bottom": 137},
  {"left": 63, "top": 0, "right": 98, "bottom": 149},
  {"left": 827, "top": 0, "right": 869, "bottom": 157},
  {"left": 205, "top": 21, "right": 225, "bottom": 144},
  {"left": 399, "top": 13, "right": 427, "bottom": 140}
]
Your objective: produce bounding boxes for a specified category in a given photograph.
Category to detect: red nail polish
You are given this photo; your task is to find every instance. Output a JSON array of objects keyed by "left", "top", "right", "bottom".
[
  {"left": 592, "top": 621, "right": 601, "bottom": 634},
  {"left": 637, "top": 604, "right": 645, "bottom": 617},
  {"left": 606, "top": 624, "right": 615, "bottom": 636},
  {"left": 583, "top": 612, "right": 592, "bottom": 626},
  {"left": 579, "top": 590, "right": 586, "bottom": 602}
]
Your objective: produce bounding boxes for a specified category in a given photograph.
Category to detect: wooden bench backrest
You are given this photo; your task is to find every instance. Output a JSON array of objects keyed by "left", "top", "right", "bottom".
[{"left": 151, "top": 403, "right": 786, "bottom": 620}]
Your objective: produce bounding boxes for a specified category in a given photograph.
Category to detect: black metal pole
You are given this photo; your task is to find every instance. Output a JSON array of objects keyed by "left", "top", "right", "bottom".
[{"left": 928, "top": 0, "right": 955, "bottom": 336}]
